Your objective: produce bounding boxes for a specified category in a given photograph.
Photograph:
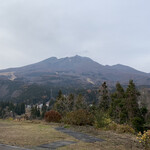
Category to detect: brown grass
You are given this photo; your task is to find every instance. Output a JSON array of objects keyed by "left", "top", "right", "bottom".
[
  {"left": 0, "top": 119, "right": 144, "bottom": 150},
  {"left": 0, "top": 119, "right": 77, "bottom": 148},
  {"left": 59, "top": 125, "right": 144, "bottom": 150}
]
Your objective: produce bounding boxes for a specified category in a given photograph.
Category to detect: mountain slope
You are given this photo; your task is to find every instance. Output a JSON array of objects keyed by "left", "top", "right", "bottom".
[{"left": 0, "top": 55, "right": 150, "bottom": 86}]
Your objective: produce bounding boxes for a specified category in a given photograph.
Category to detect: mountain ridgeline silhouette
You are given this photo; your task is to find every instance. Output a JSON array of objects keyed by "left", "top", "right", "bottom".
[{"left": 0, "top": 55, "right": 150, "bottom": 86}]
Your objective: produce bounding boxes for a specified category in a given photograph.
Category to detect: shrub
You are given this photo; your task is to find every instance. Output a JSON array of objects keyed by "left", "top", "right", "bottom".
[
  {"left": 8, "top": 117, "right": 14, "bottom": 121},
  {"left": 107, "top": 122, "right": 118, "bottom": 131},
  {"left": 116, "top": 124, "right": 135, "bottom": 134},
  {"left": 62, "top": 109, "right": 94, "bottom": 126},
  {"left": 44, "top": 110, "right": 62, "bottom": 123},
  {"left": 137, "top": 130, "right": 150, "bottom": 150},
  {"left": 108, "top": 122, "right": 135, "bottom": 134},
  {"left": 94, "top": 111, "right": 111, "bottom": 128}
]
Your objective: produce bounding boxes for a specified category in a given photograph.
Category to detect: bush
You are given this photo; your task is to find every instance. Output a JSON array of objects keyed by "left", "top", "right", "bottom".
[
  {"left": 137, "top": 130, "right": 150, "bottom": 150},
  {"left": 116, "top": 124, "right": 135, "bottom": 134},
  {"left": 108, "top": 122, "right": 135, "bottom": 134},
  {"left": 8, "top": 117, "right": 14, "bottom": 121},
  {"left": 62, "top": 109, "right": 94, "bottom": 126},
  {"left": 94, "top": 111, "right": 111, "bottom": 128},
  {"left": 107, "top": 122, "right": 118, "bottom": 131},
  {"left": 44, "top": 110, "right": 62, "bottom": 123}
]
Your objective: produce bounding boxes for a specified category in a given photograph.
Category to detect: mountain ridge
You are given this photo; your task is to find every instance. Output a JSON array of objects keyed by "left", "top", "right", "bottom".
[{"left": 0, "top": 55, "right": 150, "bottom": 86}]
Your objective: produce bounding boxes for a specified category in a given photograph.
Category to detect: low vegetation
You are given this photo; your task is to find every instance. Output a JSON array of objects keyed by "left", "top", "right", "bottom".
[
  {"left": 137, "top": 130, "right": 150, "bottom": 150},
  {"left": 44, "top": 110, "right": 62, "bottom": 123},
  {"left": 62, "top": 109, "right": 94, "bottom": 125}
]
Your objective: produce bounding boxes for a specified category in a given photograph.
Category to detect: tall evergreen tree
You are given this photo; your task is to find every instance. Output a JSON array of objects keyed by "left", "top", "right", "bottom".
[
  {"left": 41, "top": 103, "right": 47, "bottom": 118},
  {"left": 31, "top": 105, "right": 41, "bottom": 119},
  {"left": 110, "top": 82, "right": 127, "bottom": 123},
  {"left": 54, "top": 91, "right": 67, "bottom": 115},
  {"left": 20, "top": 103, "right": 25, "bottom": 114},
  {"left": 74, "top": 94, "right": 87, "bottom": 110},
  {"left": 66, "top": 93, "right": 75, "bottom": 112},
  {"left": 57, "top": 90, "right": 62, "bottom": 99},
  {"left": 125, "top": 80, "right": 145, "bottom": 131},
  {"left": 99, "top": 82, "right": 110, "bottom": 112},
  {"left": 125, "top": 80, "right": 140, "bottom": 121}
]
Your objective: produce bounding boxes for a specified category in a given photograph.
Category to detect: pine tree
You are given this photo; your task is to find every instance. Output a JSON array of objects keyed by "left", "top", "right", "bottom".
[
  {"left": 125, "top": 80, "right": 140, "bottom": 121},
  {"left": 99, "top": 82, "right": 110, "bottom": 112},
  {"left": 31, "top": 106, "right": 36, "bottom": 119},
  {"left": 57, "top": 90, "right": 62, "bottom": 99},
  {"left": 110, "top": 82, "right": 127, "bottom": 123},
  {"left": 66, "top": 93, "right": 75, "bottom": 112},
  {"left": 37, "top": 108, "right": 41, "bottom": 118},
  {"left": 54, "top": 91, "right": 67, "bottom": 115},
  {"left": 20, "top": 103, "right": 25, "bottom": 114},
  {"left": 74, "top": 94, "right": 87, "bottom": 110},
  {"left": 31, "top": 105, "right": 40, "bottom": 119},
  {"left": 41, "top": 103, "right": 47, "bottom": 118},
  {"left": 125, "top": 80, "right": 145, "bottom": 131}
]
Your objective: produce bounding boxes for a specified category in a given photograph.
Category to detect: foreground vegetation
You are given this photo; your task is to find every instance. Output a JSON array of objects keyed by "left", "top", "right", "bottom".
[{"left": 0, "top": 119, "right": 144, "bottom": 150}]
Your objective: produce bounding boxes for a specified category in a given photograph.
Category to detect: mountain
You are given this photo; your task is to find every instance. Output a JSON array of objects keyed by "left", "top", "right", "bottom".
[
  {"left": 0, "top": 55, "right": 150, "bottom": 86},
  {"left": 1, "top": 55, "right": 150, "bottom": 108}
]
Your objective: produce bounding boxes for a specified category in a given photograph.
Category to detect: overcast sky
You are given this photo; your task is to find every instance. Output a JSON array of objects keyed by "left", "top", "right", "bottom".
[{"left": 0, "top": 0, "right": 150, "bottom": 72}]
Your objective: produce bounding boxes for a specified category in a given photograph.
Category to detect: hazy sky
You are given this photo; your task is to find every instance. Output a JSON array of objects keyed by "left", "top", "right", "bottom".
[{"left": 0, "top": 0, "right": 150, "bottom": 72}]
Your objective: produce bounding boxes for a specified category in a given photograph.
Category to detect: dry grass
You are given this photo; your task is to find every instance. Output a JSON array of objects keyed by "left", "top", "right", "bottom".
[
  {"left": 58, "top": 125, "right": 144, "bottom": 150},
  {"left": 0, "top": 119, "right": 77, "bottom": 148},
  {"left": 0, "top": 120, "right": 144, "bottom": 150}
]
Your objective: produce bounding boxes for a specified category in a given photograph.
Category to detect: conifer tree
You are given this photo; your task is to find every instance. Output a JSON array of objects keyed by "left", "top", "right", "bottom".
[
  {"left": 99, "top": 82, "right": 110, "bottom": 112},
  {"left": 125, "top": 80, "right": 146, "bottom": 131},
  {"left": 54, "top": 91, "right": 67, "bottom": 115},
  {"left": 37, "top": 107, "right": 41, "bottom": 118},
  {"left": 31, "top": 105, "right": 41, "bottom": 119},
  {"left": 125, "top": 80, "right": 140, "bottom": 121},
  {"left": 41, "top": 103, "right": 47, "bottom": 118},
  {"left": 110, "top": 82, "right": 127, "bottom": 123},
  {"left": 74, "top": 94, "right": 87, "bottom": 110},
  {"left": 58, "top": 90, "right": 62, "bottom": 99},
  {"left": 66, "top": 93, "right": 75, "bottom": 111},
  {"left": 20, "top": 103, "right": 25, "bottom": 114}
]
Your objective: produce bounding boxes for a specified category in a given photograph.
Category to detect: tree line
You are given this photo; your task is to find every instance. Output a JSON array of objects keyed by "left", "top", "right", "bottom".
[
  {"left": 0, "top": 80, "right": 149, "bottom": 132},
  {"left": 0, "top": 101, "right": 25, "bottom": 118}
]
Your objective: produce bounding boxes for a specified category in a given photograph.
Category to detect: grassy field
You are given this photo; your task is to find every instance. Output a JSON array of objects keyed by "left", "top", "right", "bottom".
[
  {"left": 0, "top": 119, "right": 77, "bottom": 149},
  {"left": 0, "top": 119, "right": 144, "bottom": 150}
]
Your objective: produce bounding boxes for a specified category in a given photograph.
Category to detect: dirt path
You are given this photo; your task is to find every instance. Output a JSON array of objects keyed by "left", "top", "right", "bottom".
[
  {"left": 0, "top": 127, "right": 104, "bottom": 150},
  {"left": 0, "top": 144, "right": 29, "bottom": 150},
  {"left": 34, "top": 127, "right": 104, "bottom": 149},
  {"left": 55, "top": 127, "right": 104, "bottom": 143}
]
